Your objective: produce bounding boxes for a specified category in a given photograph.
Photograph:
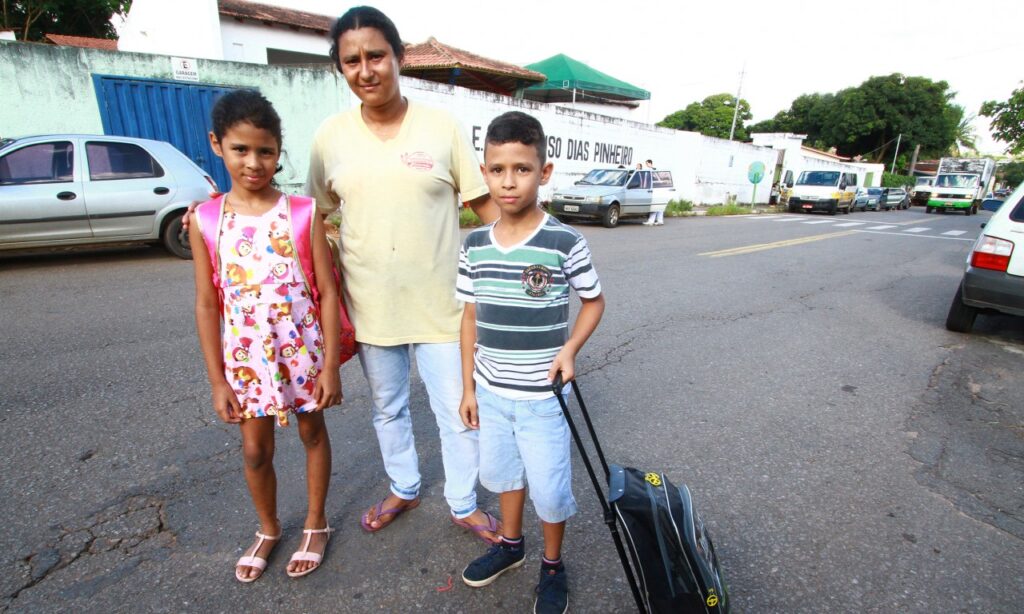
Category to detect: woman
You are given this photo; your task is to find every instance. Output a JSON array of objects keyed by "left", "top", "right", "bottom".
[{"left": 306, "top": 6, "right": 502, "bottom": 543}]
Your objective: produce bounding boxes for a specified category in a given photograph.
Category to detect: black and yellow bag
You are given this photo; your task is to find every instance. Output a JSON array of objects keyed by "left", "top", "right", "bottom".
[{"left": 553, "top": 377, "right": 729, "bottom": 613}]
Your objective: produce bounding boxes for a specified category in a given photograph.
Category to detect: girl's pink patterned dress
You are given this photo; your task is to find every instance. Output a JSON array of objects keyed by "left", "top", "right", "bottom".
[{"left": 219, "top": 196, "right": 325, "bottom": 426}]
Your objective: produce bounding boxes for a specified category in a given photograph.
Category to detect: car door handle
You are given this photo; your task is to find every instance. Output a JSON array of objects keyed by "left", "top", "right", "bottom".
[
  {"left": 647, "top": 189, "right": 653, "bottom": 193},
  {"left": 57, "top": 191, "right": 77, "bottom": 201},
  {"left": 154, "top": 187, "right": 170, "bottom": 195}
]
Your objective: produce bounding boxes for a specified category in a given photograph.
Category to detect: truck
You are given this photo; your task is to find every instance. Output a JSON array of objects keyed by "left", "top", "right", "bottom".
[{"left": 923, "top": 158, "right": 996, "bottom": 215}]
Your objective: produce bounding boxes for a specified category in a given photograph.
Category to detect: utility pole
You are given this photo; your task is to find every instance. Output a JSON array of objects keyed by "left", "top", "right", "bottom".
[
  {"left": 908, "top": 144, "right": 920, "bottom": 176},
  {"left": 728, "top": 63, "right": 745, "bottom": 141},
  {"left": 890, "top": 133, "right": 902, "bottom": 174}
]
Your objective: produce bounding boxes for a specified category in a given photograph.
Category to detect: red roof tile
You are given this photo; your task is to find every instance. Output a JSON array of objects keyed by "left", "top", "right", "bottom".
[
  {"left": 402, "top": 37, "right": 545, "bottom": 83},
  {"left": 45, "top": 33, "right": 117, "bottom": 51},
  {"left": 218, "top": 0, "right": 333, "bottom": 34}
]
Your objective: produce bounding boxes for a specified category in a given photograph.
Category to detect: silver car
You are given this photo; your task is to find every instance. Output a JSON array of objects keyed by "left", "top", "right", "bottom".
[
  {"left": 880, "top": 187, "right": 909, "bottom": 210},
  {"left": 0, "top": 134, "right": 216, "bottom": 258},
  {"left": 853, "top": 187, "right": 883, "bottom": 211}
]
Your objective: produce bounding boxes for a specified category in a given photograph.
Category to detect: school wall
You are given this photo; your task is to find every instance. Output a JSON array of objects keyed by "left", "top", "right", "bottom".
[
  {"left": 0, "top": 41, "right": 782, "bottom": 204},
  {"left": 400, "top": 78, "right": 780, "bottom": 205},
  {"left": 0, "top": 41, "right": 349, "bottom": 192}
]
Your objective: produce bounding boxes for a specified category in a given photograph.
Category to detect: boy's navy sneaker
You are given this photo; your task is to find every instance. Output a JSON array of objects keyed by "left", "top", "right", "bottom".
[
  {"left": 534, "top": 563, "right": 569, "bottom": 614},
  {"left": 462, "top": 540, "right": 526, "bottom": 588}
]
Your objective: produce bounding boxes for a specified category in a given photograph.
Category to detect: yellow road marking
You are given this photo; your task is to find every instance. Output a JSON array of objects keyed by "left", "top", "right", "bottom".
[{"left": 699, "top": 230, "right": 856, "bottom": 258}]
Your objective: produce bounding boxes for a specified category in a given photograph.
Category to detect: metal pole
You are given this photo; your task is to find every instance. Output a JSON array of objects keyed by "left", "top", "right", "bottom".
[
  {"left": 729, "top": 63, "right": 745, "bottom": 141},
  {"left": 890, "top": 133, "right": 902, "bottom": 174}
]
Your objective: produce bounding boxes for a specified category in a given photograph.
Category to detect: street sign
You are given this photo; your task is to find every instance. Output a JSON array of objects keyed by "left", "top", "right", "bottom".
[{"left": 748, "top": 161, "right": 765, "bottom": 184}]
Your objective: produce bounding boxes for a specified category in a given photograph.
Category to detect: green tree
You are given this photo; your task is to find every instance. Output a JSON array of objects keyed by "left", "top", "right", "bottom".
[
  {"left": 998, "top": 160, "right": 1024, "bottom": 188},
  {"left": 981, "top": 84, "right": 1024, "bottom": 155},
  {"left": 658, "top": 93, "right": 753, "bottom": 140},
  {"left": 1, "top": 0, "right": 130, "bottom": 41},
  {"left": 750, "top": 74, "right": 958, "bottom": 162},
  {"left": 949, "top": 107, "right": 978, "bottom": 156}
]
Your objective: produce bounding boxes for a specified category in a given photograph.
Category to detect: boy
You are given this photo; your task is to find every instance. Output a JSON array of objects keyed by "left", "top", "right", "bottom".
[{"left": 456, "top": 111, "right": 605, "bottom": 614}]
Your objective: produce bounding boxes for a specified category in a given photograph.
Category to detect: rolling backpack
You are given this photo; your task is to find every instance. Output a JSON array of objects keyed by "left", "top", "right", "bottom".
[
  {"left": 194, "top": 194, "right": 357, "bottom": 365},
  {"left": 552, "top": 376, "right": 729, "bottom": 613}
]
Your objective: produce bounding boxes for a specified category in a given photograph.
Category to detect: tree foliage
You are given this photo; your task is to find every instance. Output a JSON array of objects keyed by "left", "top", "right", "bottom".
[
  {"left": 981, "top": 84, "right": 1024, "bottom": 155},
  {"left": 1, "top": 0, "right": 131, "bottom": 41},
  {"left": 748, "top": 74, "right": 959, "bottom": 164},
  {"left": 997, "top": 161, "right": 1024, "bottom": 188},
  {"left": 658, "top": 93, "right": 753, "bottom": 140}
]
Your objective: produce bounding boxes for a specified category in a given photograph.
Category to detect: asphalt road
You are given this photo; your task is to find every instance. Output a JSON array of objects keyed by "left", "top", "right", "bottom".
[{"left": 1, "top": 206, "right": 1021, "bottom": 613}]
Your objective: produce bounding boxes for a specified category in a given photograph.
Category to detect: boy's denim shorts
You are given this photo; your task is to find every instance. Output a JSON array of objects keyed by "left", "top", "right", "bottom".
[{"left": 476, "top": 384, "right": 578, "bottom": 524}]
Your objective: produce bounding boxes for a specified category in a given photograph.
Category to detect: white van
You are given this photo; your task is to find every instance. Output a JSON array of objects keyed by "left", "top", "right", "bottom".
[{"left": 783, "top": 169, "right": 858, "bottom": 215}]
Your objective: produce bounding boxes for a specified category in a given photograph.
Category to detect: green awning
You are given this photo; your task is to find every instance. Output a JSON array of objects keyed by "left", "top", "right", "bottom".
[{"left": 523, "top": 54, "right": 650, "bottom": 103}]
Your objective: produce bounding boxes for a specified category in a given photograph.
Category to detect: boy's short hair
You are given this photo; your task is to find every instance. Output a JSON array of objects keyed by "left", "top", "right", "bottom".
[{"left": 485, "top": 111, "right": 547, "bottom": 165}]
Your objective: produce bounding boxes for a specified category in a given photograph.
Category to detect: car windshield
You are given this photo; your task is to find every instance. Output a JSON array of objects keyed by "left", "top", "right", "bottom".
[
  {"left": 935, "top": 174, "right": 978, "bottom": 188},
  {"left": 576, "top": 169, "right": 628, "bottom": 186},
  {"left": 796, "top": 171, "right": 840, "bottom": 186}
]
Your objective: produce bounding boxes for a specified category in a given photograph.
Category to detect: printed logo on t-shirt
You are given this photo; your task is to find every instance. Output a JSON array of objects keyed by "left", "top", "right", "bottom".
[
  {"left": 521, "top": 264, "right": 552, "bottom": 297},
  {"left": 401, "top": 151, "right": 434, "bottom": 171}
]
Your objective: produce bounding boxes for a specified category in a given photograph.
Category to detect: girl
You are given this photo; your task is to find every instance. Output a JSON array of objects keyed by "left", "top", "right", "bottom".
[{"left": 189, "top": 90, "right": 341, "bottom": 582}]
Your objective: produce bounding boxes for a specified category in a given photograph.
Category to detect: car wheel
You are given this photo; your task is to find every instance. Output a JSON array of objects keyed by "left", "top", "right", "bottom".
[
  {"left": 828, "top": 204, "right": 837, "bottom": 216},
  {"left": 162, "top": 211, "right": 192, "bottom": 259},
  {"left": 945, "top": 284, "right": 978, "bottom": 333},
  {"left": 925, "top": 206, "right": 932, "bottom": 214},
  {"left": 601, "top": 204, "right": 620, "bottom": 228}
]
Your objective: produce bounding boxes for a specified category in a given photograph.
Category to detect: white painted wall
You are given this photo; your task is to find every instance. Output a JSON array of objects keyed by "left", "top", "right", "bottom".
[
  {"left": 219, "top": 18, "right": 330, "bottom": 64},
  {"left": 753, "top": 132, "right": 884, "bottom": 188},
  {"left": 118, "top": 0, "right": 223, "bottom": 59},
  {"left": 401, "top": 77, "right": 780, "bottom": 204}
]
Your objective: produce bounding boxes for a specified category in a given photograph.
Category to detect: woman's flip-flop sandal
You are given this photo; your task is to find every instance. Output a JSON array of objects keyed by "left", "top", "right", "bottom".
[
  {"left": 360, "top": 496, "right": 420, "bottom": 533},
  {"left": 235, "top": 530, "right": 281, "bottom": 583},
  {"left": 286, "top": 524, "right": 332, "bottom": 578},
  {"left": 451, "top": 511, "right": 503, "bottom": 544}
]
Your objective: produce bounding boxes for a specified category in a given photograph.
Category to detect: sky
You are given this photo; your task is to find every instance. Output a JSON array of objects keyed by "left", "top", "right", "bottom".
[{"left": 280, "top": 0, "right": 1023, "bottom": 155}]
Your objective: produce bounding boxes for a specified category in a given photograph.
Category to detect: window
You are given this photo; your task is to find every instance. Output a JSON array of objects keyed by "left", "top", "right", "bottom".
[
  {"left": 0, "top": 141, "right": 74, "bottom": 185},
  {"left": 652, "top": 171, "right": 673, "bottom": 189},
  {"left": 1009, "top": 192, "right": 1024, "bottom": 224},
  {"left": 86, "top": 141, "right": 164, "bottom": 181},
  {"left": 627, "top": 172, "right": 642, "bottom": 189}
]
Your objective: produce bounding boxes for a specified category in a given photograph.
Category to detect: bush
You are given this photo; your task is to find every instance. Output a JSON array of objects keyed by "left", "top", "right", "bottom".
[
  {"left": 665, "top": 199, "right": 694, "bottom": 216},
  {"left": 704, "top": 204, "right": 751, "bottom": 216},
  {"left": 459, "top": 207, "right": 483, "bottom": 227},
  {"left": 704, "top": 203, "right": 753, "bottom": 215},
  {"left": 881, "top": 172, "right": 916, "bottom": 188}
]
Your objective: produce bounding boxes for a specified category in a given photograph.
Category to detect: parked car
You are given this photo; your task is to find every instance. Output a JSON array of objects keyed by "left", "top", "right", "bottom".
[
  {"left": 548, "top": 167, "right": 675, "bottom": 228},
  {"left": 880, "top": 187, "right": 909, "bottom": 210},
  {"left": 911, "top": 177, "right": 934, "bottom": 206},
  {"left": 945, "top": 181, "right": 1024, "bottom": 333},
  {"left": 853, "top": 187, "right": 883, "bottom": 211},
  {"left": 0, "top": 134, "right": 216, "bottom": 258}
]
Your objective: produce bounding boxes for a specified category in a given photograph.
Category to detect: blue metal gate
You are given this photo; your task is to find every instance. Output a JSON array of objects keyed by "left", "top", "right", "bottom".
[{"left": 93, "top": 75, "right": 236, "bottom": 192}]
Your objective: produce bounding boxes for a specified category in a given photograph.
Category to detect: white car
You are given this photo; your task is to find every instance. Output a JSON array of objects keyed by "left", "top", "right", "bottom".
[
  {"left": 0, "top": 134, "right": 217, "bottom": 258},
  {"left": 945, "top": 182, "right": 1024, "bottom": 332}
]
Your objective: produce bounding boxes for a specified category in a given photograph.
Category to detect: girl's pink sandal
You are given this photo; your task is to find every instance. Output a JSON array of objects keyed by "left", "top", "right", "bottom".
[
  {"left": 286, "top": 524, "right": 332, "bottom": 578},
  {"left": 235, "top": 530, "right": 281, "bottom": 583}
]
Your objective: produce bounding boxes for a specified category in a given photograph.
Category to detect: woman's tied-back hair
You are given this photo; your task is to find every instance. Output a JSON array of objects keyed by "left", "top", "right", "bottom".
[
  {"left": 485, "top": 111, "right": 547, "bottom": 165},
  {"left": 210, "top": 89, "right": 283, "bottom": 148},
  {"left": 328, "top": 6, "right": 405, "bottom": 71}
]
